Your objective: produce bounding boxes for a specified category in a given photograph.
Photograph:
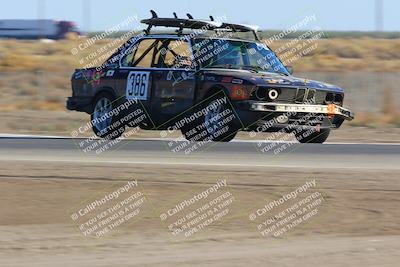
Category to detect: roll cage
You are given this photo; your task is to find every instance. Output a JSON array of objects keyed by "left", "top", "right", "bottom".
[{"left": 118, "top": 35, "right": 196, "bottom": 70}]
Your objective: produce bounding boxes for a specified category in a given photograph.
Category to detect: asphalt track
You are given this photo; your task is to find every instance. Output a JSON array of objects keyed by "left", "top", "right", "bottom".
[
  {"left": 0, "top": 136, "right": 399, "bottom": 170},
  {"left": 1, "top": 135, "right": 400, "bottom": 267}
]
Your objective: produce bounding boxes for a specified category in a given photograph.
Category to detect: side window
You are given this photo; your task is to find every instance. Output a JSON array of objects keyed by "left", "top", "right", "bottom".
[
  {"left": 120, "top": 45, "right": 137, "bottom": 67},
  {"left": 132, "top": 39, "right": 158, "bottom": 68},
  {"left": 120, "top": 39, "right": 159, "bottom": 68},
  {"left": 157, "top": 40, "right": 193, "bottom": 69}
]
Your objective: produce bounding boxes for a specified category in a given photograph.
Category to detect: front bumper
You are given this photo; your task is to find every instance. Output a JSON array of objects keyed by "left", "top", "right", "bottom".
[{"left": 248, "top": 102, "right": 354, "bottom": 121}]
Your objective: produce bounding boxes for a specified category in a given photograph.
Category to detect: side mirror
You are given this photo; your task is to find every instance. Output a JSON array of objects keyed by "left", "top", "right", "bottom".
[{"left": 285, "top": 66, "right": 294, "bottom": 75}]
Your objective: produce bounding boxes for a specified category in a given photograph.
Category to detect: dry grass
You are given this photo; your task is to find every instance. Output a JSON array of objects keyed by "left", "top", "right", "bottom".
[
  {"left": 347, "top": 87, "right": 399, "bottom": 127},
  {"left": 0, "top": 37, "right": 400, "bottom": 127},
  {"left": 269, "top": 38, "right": 400, "bottom": 72},
  {"left": 1, "top": 37, "right": 400, "bottom": 72}
]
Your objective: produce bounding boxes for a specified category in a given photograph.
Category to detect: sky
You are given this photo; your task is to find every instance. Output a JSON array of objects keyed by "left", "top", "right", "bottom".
[{"left": 0, "top": 0, "right": 399, "bottom": 32}]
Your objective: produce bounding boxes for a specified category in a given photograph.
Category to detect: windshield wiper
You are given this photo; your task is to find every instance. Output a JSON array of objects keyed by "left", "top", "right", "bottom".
[
  {"left": 211, "top": 65, "right": 261, "bottom": 73},
  {"left": 273, "top": 71, "right": 289, "bottom": 76},
  {"left": 238, "top": 65, "right": 263, "bottom": 73},
  {"left": 207, "top": 64, "right": 289, "bottom": 76},
  {"left": 209, "top": 64, "right": 239, "bottom": 69},
  {"left": 242, "top": 65, "right": 290, "bottom": 76}
]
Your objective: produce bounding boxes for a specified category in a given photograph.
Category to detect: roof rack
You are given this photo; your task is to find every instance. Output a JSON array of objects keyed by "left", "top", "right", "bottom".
[{"left": 141, "top": 10, "right": 260, "bottom": 40}]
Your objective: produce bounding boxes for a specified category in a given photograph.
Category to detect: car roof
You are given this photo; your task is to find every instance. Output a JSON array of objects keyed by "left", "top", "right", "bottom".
[
  {"left": 140, "top": 10, "right": 261, "bottom": 41},
  {"left": 142, "top": 33, "right": 258, "bottom": 43}
]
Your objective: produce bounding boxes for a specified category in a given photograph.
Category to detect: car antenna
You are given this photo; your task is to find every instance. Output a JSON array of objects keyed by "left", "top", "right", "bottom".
[
  {"left": 209, "top": 16, "right": 214, "bottom": 21},
  {"left": 173, "top": 12, "right": 178, "bottom": 19},
  {"left": 187, "top": 13, "right": 194, "bottom": 19}
]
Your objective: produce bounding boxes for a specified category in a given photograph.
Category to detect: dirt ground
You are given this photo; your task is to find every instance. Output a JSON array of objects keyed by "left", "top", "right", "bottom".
[{"left": 0, "top": 161, "right": 399, "bottom": 266}]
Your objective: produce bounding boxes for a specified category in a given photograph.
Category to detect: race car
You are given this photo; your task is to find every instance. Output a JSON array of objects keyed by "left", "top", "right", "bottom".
[{"left": 67, "top": 10, "right": 354, "bottom": 143}]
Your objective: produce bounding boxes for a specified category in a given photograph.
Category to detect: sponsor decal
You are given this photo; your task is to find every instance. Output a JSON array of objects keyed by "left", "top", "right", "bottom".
[
  {"left": 265, "top": 78, "right": 288, "bottom": 84},
  {"left": 231, "top": 78, "right": 243, "bottom": 84},
  {"left": 221, "top": 76, "right": 233, "bottom": 83},
  {"left": 106, "top": 70, "right": 115, "bottom": 77}
]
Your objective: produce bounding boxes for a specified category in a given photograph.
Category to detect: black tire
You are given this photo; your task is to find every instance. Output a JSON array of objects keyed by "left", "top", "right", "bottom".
[
  {"left": 181, "top": 91, "right": 240, "bottom": 142},
  {"left": 294, "top": 128, "right": 330, "bottom": 144},
  {"left": 180, "top": 123, "right": 197, "bottom": 141},
  {"left": 91, "top": 93, "right": 125, "bottom": 139}
]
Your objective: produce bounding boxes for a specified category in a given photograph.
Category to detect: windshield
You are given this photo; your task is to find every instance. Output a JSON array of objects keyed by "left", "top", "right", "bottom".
[{"left": 192, "top": 38, "right": 289, "bottom": 75}]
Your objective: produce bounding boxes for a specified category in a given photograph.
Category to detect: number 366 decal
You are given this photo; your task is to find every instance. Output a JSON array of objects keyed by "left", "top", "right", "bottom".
[{"left": 126, "top": 71, "right": 150, "bottom": 100}]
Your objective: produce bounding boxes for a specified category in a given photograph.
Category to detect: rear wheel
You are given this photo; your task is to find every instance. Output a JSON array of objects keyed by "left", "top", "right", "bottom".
[
  {"left": 294, "top": 128, "right": 330, "bottom": 144},
  {"left": 91, "top": 93, "right": 125, "bottom": 139}
]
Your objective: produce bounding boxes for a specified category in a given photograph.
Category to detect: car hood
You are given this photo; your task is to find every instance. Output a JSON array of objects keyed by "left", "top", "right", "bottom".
[{"left": 202, "top": 69, "right": 344, "bottom": 93}]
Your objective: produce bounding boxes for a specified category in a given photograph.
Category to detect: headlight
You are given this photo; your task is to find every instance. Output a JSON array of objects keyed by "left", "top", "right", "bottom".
[{"left": 268, "top": 89, "right": 279, "bottom": 100}]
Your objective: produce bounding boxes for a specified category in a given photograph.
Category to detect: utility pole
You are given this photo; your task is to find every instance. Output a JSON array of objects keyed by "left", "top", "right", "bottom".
[
  {"left": 37, "top": 0, "right": 45, "bottom": 38},
  {"left": 375, "top": 0, "right": 384, "bottom": 118},
  {"left": 36, "top": 0, "right": 45, "bottom": 102},
  {"left": 375, "top": 0, "right": 383, "bottom": 32},
  {"left": 83, "top": 0, "right": 91, "bottom": 35}
]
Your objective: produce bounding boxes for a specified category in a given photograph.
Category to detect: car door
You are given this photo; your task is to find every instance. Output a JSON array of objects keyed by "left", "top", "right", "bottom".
[
  {"left": 114, "top": 38, "right": 161, "bottom": 126},
  {"left": 151, "top": 38, "right": 196, "bottom": 124}
]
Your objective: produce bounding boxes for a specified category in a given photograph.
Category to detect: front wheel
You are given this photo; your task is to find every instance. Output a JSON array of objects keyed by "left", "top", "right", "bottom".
[
  {"left": 91, "top": 93, "right": 125, "bottom": 139},
  {"left": 181, "top": 92, "right": 240, "bottom": 142},
  {"left": 294, "top": 128, "right": 330, "bottom": 144}
]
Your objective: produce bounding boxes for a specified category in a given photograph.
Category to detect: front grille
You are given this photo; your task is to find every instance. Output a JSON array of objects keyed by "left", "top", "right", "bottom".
[
  {"left": 315, "top": 90, "right": 327, "bottom": 104},
  {"left": 295, "top": 89, "right": 306, "bottom": 102},
  {"left": 276, "top": 88, "right": 296, "bottom": 102},
  {"left": 251, "top": 87, "right": 332, "bottom": 105},
  {"left": 296, "top": 88, "right": 326, "bottom": 104},
  {"left": 307, "top": 89, "right": 316, "bottom": 102}
]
